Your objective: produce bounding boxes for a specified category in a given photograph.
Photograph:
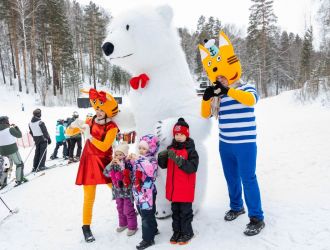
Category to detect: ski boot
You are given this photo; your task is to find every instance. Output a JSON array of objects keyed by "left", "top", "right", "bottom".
[
  {"left": 68, "top": 158, "right": 75, "bottom": 164},
  {"left": 14, "top": 177, "right": 28, "bottom": 187},
  {"left": 50, "top": 155, "right": 58, "bottom": 160}
]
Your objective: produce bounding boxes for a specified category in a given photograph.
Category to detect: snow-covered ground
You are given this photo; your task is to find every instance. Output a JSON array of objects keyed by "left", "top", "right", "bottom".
[{"left": 0, "top": 87, "right": 330, "bottom": 250}]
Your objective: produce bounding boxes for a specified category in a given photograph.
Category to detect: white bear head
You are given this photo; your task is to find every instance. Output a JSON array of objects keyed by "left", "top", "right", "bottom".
[{"left": 102, "top": 5, "right": 185, "bottom": 74}]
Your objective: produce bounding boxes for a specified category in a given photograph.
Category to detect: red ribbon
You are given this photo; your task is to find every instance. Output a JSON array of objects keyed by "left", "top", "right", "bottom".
[
  {"left": 129, "top": 73, "right": 150, "bottom": 90},
  {"left": 89, "top": 88, "right": 107, "bottom": 103}
]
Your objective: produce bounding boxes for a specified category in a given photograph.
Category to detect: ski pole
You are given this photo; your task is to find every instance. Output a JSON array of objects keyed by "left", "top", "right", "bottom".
[
  {"left": 23, "top": 144, "right": 36, "bottom": 165},
  {"left": 0, "top": 196, "right": 15, "bottom": 213}
]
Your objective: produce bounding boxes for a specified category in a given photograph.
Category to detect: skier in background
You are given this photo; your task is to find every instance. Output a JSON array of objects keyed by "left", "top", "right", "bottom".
[
  {"left": 50, "top": 119, "right": 67, "bottom": 160},
  {"left": 29, "top": 109, "right": 51, "bottom": 172},
  {"left": 0, "top": 116, "right": 27, "bottom": 185}
]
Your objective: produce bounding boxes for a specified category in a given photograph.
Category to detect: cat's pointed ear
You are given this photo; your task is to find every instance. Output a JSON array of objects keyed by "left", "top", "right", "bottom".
[
  {"left": 198, "top": 44, "right": 210, "bottom": 61},
  {"left": 219, "top": 31, "right": 231, "bottom": 48}
]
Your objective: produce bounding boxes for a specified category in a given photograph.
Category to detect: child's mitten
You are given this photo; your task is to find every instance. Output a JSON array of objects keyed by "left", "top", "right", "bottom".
[
  {"left": 123, "top": 169, "right": 131, "bottom": 188},
  {"left": 134, "top": 170, "right": 143, "bottom": 192},
  {"left": 110, "top": 169, "right": 118, "bottom": 187}
]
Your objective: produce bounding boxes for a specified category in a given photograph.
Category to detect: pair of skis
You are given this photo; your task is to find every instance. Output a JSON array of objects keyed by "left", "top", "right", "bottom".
[{"left": 0, "top": 159, "right": 67, "bottom": 195}]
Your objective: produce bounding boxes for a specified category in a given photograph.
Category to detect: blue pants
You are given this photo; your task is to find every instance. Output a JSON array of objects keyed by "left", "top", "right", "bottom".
[{"left": 219, "top": 141, "right": 264, "bottom": 220}]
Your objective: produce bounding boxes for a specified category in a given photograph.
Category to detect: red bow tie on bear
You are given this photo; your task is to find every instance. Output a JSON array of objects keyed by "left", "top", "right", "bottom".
[{"left": 129, "top": 73, "right": 150, "bottom": 90}]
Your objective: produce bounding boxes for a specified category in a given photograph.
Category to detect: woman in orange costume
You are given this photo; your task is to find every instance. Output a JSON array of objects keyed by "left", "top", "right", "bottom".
[{"left": 75, "top": 88, "right": 120, "bottom": 243}]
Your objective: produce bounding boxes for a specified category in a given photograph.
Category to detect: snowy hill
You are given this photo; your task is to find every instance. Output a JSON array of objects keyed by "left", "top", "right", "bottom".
[{"left": 0, "top": 88, "right": 330, "bottom": 250}]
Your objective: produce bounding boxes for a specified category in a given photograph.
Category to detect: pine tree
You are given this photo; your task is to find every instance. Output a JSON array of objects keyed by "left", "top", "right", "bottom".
[
  {"left": 276, "top": 31, "right": 294, "bottom": 93},
  {"left": 84, "top": 2, "right": 105, "bottom": 89},
  {"left": 178, "top": 27, "right": 197, "bottom": 74},
  {"left": 317, "top": 0, "right": 330, "bottom": 77},
  {"left": 246, "top": 0, "right": 277, "bottom": 97},
  {"left": 299, "top": 27, "right": 314, "bottom": 85}
]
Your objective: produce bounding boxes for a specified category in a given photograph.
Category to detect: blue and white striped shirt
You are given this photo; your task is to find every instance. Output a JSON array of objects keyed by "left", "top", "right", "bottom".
[{"left": 219, "top": 83, "right": 259, "bottom": 144}]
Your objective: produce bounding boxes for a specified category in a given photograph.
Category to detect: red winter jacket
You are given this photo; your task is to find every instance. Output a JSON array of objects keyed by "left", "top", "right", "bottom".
[{"left": 158, "top": 138, "right": 199, "bottom": 203}]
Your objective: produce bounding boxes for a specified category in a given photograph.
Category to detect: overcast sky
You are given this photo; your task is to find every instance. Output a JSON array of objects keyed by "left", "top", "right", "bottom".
[{"left": 77, "top": 0, "right": 320, "bottom": 44}]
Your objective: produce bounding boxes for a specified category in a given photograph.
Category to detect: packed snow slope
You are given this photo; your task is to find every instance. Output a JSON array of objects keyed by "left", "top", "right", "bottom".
[{"left": 0, "top": 87, "right": 329, "bottom": 250}]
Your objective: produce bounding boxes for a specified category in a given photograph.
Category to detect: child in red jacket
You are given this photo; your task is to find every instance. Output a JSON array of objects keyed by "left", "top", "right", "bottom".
[{"left": 158, "top": 118, "right": 199, "bottom": 245}]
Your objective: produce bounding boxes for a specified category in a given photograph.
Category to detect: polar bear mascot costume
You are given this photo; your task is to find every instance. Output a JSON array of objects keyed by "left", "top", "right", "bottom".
[{"left": 102, "top": 5, "right": 211, "bottom": 218}]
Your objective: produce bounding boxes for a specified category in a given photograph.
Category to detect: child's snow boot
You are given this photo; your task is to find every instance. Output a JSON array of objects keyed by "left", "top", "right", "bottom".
[
  {"left": 116, "top": 226, "right": 127, "bottom": 232},
  {"left": 177, "top": 233, "right": 194, "bottom": 245},
  {"left": 136, "top": 240, "right": 155, "bottom": 250},
  {"left": 127, "top": 228, "right": 138, "bottom": 236},
  {"left": 170, "top": 231, "right": 181, "bottom": 244}
]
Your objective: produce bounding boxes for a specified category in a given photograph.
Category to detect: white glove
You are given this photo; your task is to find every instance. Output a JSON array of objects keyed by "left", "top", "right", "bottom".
[{"left": 82, "top": 124, "right": 92, "bottom": 140}]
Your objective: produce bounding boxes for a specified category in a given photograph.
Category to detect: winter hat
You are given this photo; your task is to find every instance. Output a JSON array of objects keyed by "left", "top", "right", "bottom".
[
  {"left": 33, "top": 108, "right": 41, "bottom": 118},
  {"left": 139, "top": 134, "right": 159, "bottom": 156},
  {"left": 0, "top": 116, "right": 9, "bottom": 124},
  {"left": 138, "top": 140, "right": 149, "bottom": 150},
  {"left": 115, "top": 142, "right": 129, "bottom": 156},
  {"left": 73, "top": 111, "right": 79, "bottom": 118},
  {"left": 173, "top": 117, "right": 189, "bottom": 138}
]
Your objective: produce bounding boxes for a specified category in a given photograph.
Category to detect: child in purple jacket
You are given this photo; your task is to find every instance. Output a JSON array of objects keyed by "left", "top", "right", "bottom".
[{"left": 103, "top": 142, "right": 137, "bottom": 236}]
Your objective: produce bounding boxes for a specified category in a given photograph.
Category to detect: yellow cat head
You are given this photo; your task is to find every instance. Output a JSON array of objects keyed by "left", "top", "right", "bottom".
[
  {"left": 198, "top": 31, "right": 242, "bottom": 85},
  {"left": 80, "top": 88, "right": 119, "bottom": 118}
]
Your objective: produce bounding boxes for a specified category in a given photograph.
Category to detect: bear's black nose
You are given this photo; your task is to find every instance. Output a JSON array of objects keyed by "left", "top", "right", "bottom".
[
  {"left": 213, "top": 67, "right": 218, "bottom": 72},
  {"left": 102, "top": 42, "right": 114, "bottom": 56}
]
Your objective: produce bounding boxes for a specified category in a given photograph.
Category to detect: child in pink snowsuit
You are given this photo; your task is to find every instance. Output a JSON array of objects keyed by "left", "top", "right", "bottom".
[{"left": 128, "top": 134, "right": 159, "bottom": 250}]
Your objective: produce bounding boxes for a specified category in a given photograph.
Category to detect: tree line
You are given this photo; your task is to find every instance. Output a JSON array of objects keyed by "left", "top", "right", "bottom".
[
  {"left": 0, "top": 0, "right": 329, "bottom": 105},
  {"left": 0, "top": 0, "right": 129, "bottom": 105}
]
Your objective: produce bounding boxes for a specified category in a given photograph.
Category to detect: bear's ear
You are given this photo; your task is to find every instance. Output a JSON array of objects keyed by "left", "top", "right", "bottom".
[{"left": 156, "top": 4, "right": 173, "bottom": 25}]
